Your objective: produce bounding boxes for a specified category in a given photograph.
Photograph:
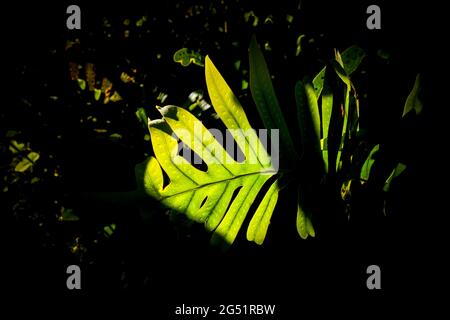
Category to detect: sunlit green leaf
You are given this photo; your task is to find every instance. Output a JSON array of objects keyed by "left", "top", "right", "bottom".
[
  {"left": 77, "top": 78, "right": 86, "bottom": 90},
  {"left": 94, "top": 88, "right": 102, "bottom": 101},
  {"left": 296, "top": 34, "right": 305, "bottom": 56},
  {"left": 173, "top": 48, "right": 204, "bottom": 67},
  {"left": 15, "top": 152, "right": 39, "bottom": 172},
  {"left": 31, "top": 177, "right": 40, "bottom": 184},
  {"left": 137, "top": 56, "right": 279, "bottom": 249},
  {"left": 109, "top": 133, "right": 123, "bottom": 140},
  {"left": 6, "top": 130, "right": 19, "bottom": 138},
  {"left": 136, "top": 15, "right": 147, "bottom": 27},
  {"left": 9, "top": 140, "right": 26, "bottom": 154},
  {"left": 321, "top": 73, "right": 333, "bottom": 173},
  {"left": 103, "top": 223, "right": 116, "bottom": 237},
  {"left": 360, "top": 144, "right": 380, "bottom": 181},
  {"left": 247, "top": 178, "right": 280, "bottom": 244},
  {"left": 312, "top": 66, "right": 326, "bottom": 97}
]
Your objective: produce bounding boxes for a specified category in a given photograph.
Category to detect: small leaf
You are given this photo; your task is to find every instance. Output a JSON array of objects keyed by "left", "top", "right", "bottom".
[
  {"left": 14, "top": 152, "right": 39, "bottom": 172},
  {"left": 383, "top": 163, "right": 407, "bottom": 192},
  {"left": 103, "top": 223, "right": 117, "bottom": 237},
  {"left": 335, "top": 49, "right": 344, "bottom": 67},
  {"left": 77, "top": 78, "right": 86, "bottom": 90},
  {"left": 360, "top": 144, "right": 380, "bottom": 181},
  {"left": 296, "top": 186, "right": 315, "bottom": 239},
  {"left": 60, "top": 208, "right": 80, "bottom": 221},
  {"left": 94, "top": 88, "right": 102, "bottom": 101},
  {"left": 341, "top": 45, "right": 366, "bottom": 75},
  {"left": 109, "top": 133, "right": 123, "bottom": 140},
  {"left": 296, "top": 34, "right": 305, "bottom": 56},
  {"left": 173, "top": 48, "right": 204, "bottom": 67},
  {"left": 109, "top": 91, "right": 122, "bottom": 102},
  {"left": 9, "top": 140, "right": 25, "bottom": 154},
  {"left": 402, "top": 74, "right": 422, "bottom": 117},
  {"left": 135, "top": 107, "right": 148, "bottom": 128},
  {"left": 321, "top": 74, "right": 333, "bottom": 173}
]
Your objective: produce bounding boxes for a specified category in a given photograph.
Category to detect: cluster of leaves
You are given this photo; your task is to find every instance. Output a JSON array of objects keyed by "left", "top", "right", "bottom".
[{"left": 135, "top": 36, "right": 421, "bottom": 249}]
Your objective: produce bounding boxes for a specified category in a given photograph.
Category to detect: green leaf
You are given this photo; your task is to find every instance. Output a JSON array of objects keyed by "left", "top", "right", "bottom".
[
  {"left": 341, "top": 45, "right": 366, "bottom": 75},
  {"left": 137, "top": 56, "right": 279, "bottom": 249},
  {"left": 402, "top": 74, "right": 422, "bottom": 117},
  {"left": 109, "top": 133, "right": 123, "bottom": 140},
  {"left": 330, "top": 59, "right": 351, "bottom": 171},
  {"left": 296, "top": 34, "right": 305, "bottom": 56},
  {"left": 9, "top": 140, "right": 26, "bottom": 154},
  {"left": 103, "top": 223, "right": 116, "bottom": 237},
  {"left": 383, "top": 163, "right": 407, "bottom": 192},
  {"left": 360, "top": 144, "right": 380, "bottom": 181},
  {"left": 295, "top": 80, "right": 321, "bottom": 159},
  {"left": 247, "top": 178, "right": 280, "bottom": 244},
  {"left": 331, "top": 59, "right": 351, "bottom": 87},
  {"left": 77, "top": 78, "right": 86, "bottom": 90},
  {"left": 60, "top": 208, "right": 80, "bottom": 222},
  {"left": 249, "top": 36, "right": 298, "bottom": 162},
  {"left": 173, "top": 48, "right": 204, "bottom": 67},
  {"left": 321, "top": 72, "right": 333, "bottom": 173},
  {"left": 14, "top": 152, "right": 39, "bottom": 172},
  {"left": 135, "top": 107, "right": 148, "bottom": 128},
  {"left": 94, "top": 88, "right": 102, "bottom": 101},
  {"left": 335, "top": 49, "right": 344, "bottom": 68},
  {"left": 296, "top": 186, "right": 315, "bottom": 239},
  {"left": 312, "top": 66, "right": 326, "bottom": 98}
]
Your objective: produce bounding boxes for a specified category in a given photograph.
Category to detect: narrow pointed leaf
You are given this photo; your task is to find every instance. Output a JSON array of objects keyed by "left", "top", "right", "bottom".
[
  {"left": 331, "top": 60, "right": 351, "bottom": 171},
  {"left": 247, "top": 178, "right": 280, "bottom": 244},
  {"left": 312, "top": 66, "right": 326, "bottom": 98},
  {"left": 295, "top": 81, "right": 321, "bottom": 149},
  {"left": 321, "top": 73, "right": 333, "bottom": 173},
  {"left": 383, "top": 163, "right": 407, "bottom": 192},
  {"left": 249, "top": 36, "right": 298, "bottom": 161},
  {"left": 402, "top": 74, "right": 422, "bottom": 117},
  {"left": 15, "top": 152, "right": 40, "bottom": 172},
  {"left": 360, "top": 144, "right": 380, "bottom": 181},
  {"left": 296, "top": 186, "right": 315, "bottom": 239}
]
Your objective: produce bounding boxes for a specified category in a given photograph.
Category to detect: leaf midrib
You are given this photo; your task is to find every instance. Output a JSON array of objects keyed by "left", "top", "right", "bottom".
[{"left": 161, "top": 168, "right": 277, "bottom": 200}]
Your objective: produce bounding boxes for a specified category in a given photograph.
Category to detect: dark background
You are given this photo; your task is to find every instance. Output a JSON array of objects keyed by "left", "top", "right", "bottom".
[{"left": 3, "top": 0, "right": 444, "bottom": 316}]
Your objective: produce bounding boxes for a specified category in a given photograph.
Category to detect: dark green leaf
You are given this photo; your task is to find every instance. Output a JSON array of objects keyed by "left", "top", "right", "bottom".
[
  {"left": 341, "top": 45, "right": 366, "bottom": 75},
  {"left": 312, "top": 66, "right": 326, "bottom": 97},
  {"left": 360, "top": 144, "right": 380, "bottom": 181},
  {"left": 249, "top": 35, "right": 298, "bottom": 161},
  {"left": 402, "top": 74, "right": 422, "bottom": 117}
]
